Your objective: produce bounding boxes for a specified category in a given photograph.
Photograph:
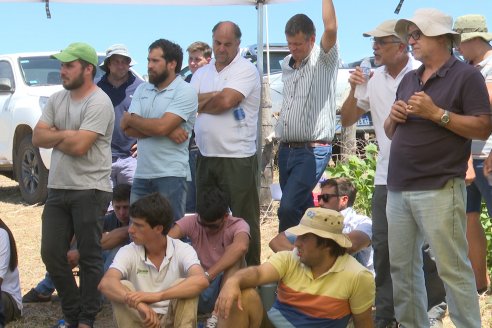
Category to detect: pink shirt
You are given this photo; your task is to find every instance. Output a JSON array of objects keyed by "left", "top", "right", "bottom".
[{"left": 175, "top": 214, "right": 250, "bottom": 271}]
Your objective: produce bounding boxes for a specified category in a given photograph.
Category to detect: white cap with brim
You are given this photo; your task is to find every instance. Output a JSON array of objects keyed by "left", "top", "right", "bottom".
[
  {"left": 100, "top": 44, "right": 137, "bottom": 72},
  {"left": 286, "top": 207, "right": 352, "bottom": 248},
  {"left": 395, "top": 8, "right": 460, "bottom": 47},
  {"left": 363, "top": 19, "right": 400, "bottom": 39}
]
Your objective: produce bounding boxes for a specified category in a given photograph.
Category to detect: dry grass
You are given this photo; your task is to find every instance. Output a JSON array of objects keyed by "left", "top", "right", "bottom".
[{"left": 0, "top": 175, "right": 490, "bottom": 327}]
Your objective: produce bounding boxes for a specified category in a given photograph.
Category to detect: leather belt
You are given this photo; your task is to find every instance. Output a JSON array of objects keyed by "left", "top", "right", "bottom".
[{"left": 280, "top": 141, "right": 330, "bottom": 148}]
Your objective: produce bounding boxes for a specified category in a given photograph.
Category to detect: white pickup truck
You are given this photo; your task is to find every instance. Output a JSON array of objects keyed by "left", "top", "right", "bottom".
[{"left": 0, "top": 52, "right": 117, "bottom": 204}]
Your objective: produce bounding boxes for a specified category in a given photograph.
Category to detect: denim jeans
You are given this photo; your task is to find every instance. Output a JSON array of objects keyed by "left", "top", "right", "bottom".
[
  {"left": 34, "top": 272, "right": 55, "bottom": 295},
  {"left": 185, "top": 148, "right": 198, "bottom": 213},
  {"left": 466, "top": 158, "right": 492, "bottom": 214},
  {"left": 131, "top": 176, "right": 187, "bottom": 221},
  {"left": 277, "top": 144, "right": 331, "bottom": 232},
  {"left": 372, "top": 186, "right": 446, "bottom": 321},
  {"left": 387, "top": 178, "right": 481, "bottom": 328},
  {"left": 41, "top": 188, "right": 111, "bottom": 327}
]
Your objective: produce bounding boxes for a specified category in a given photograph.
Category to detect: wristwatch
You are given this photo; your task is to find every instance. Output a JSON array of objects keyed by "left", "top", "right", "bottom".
[{"left": 439, "top": 110, "right": 450, "bottom": 127}]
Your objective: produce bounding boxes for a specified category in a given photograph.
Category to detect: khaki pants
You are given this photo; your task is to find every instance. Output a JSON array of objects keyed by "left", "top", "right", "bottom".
[{"left": 112, "top": 280, "right": 198, "bottom": 328}]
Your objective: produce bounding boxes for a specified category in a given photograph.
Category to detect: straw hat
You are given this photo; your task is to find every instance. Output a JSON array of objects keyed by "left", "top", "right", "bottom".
[
  {"left": 286, "top": 207, "right": 352, "bottom": 248},
  {"left": 453, "top": 15, "right": 492, "bottom": 43}
]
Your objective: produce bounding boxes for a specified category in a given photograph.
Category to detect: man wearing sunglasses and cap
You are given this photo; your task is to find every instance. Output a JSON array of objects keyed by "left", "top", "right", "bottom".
[
  {"left": 384, "top": 9, "right": 492, "bottom": 328},
  {"left": 214, "top": 207, "right": 375, "bottom": 327},
  {"left": 269, "top": 177, "right": 374, "bottom": 274},
  {"left": 33, "top": 42, "right": 114, "bottom": 328},
  {"left": 97, "top": 44, "right": 144, "bottom": 187}
]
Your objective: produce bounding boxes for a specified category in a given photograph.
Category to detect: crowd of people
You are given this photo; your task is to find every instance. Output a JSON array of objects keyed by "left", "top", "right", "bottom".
[{"left": 1, "top": 0, "right": 491, "bottom": 327}]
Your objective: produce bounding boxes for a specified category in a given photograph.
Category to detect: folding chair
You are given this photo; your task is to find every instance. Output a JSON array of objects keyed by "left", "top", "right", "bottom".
[{"left": 262, "top": 183, "right": 282, "bottom": 222}]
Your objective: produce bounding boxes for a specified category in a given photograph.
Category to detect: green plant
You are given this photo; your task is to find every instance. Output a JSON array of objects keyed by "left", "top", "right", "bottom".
[
  {"left": 327, "top": 143, "right": 377, "bottom": 216},
  {"left": 480, "top": 203, "right": 492, "bottom": 277}
]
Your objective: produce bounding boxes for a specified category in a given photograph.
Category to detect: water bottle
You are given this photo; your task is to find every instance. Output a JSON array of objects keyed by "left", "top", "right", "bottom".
[
  {"left": 359, "top": 57, "right": 372, "bottom": 81},
  {"left": 57, "top": 319, "right": 67, "bottom": 328},
  {"left": 233, "top": 107, "right": 246, "bottom": 128},
  {"left": 354, "top": 57, "right": 371, "bottom": 99}
]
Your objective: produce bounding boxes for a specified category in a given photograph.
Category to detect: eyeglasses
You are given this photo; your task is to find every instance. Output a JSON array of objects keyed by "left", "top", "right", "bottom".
[
  {"left": 370, "top": 38, "right": 401, "bottom": 46},
  {"left": 317, "top": 193, "right": 339, "bottom": 202},
  {"left": 407, "top": 30, "right": 423, "bottom": 42}
]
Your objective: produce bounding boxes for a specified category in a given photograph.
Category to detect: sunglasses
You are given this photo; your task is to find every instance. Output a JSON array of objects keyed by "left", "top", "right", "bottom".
[
  {"left": 407, "top": 29, "right": 423, "bottom": 42},
  {"left": 370, "top": 37, "right": 401, "bottom": 46},
  {"left": 317, "top": 193, "right": 339, "bottom": 202}
]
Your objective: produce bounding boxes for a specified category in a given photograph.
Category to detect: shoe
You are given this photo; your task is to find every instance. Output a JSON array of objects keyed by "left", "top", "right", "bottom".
[
  {"left": 22, "top": 288, "right": 52, "bottom": 303},
  {"left": 429, "top": 318, "right": 443, "bottom": 328},
  {"left": 205, "top": 314, "right": 218, "bottom": 328},
  {"left": 374, "top": 318, "right": 398, "bottom": 328}
]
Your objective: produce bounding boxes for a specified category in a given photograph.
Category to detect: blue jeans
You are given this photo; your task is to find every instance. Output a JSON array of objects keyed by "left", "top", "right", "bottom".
[
  {"left": 35, "top": 272, "right": 55, "bottom": 295},
  {"left": 466, "top": 158, "right": 492, "bottom": 215},
  {"left": 41, "top": 188, "right": 111, "bottom": 327},
  {"left": 277, "top": 144, "right": 331, "bottom": 232},
  {"left": 387, "top": 178, "right": 481, "bottom": 328},
  {"left": 185, "top": 148, "right": 198, "bottom": 213},
  {"left": 131, "top": 177, "right": 187, "bottom": 221},
  {"left": 198, "top": 273, "right": 223, "bottom": 314}
]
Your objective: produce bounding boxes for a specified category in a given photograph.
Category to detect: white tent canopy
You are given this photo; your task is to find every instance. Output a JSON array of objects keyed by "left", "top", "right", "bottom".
[{"left": 0, "top": 0, "right": 293, "bottom": 6}]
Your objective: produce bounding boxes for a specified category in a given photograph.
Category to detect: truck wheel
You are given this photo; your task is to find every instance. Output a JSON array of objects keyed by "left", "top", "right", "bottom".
[{"left": 16, "top": 135, "right": 48, "bottom": 204}]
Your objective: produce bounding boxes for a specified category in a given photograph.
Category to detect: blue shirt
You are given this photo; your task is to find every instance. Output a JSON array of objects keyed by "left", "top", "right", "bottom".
[
  {"left": 128, "top": 77, "right": 197, "bottom": 179},
  {"left": 97, "top": 72, "right": 144, "bottom": 159}
]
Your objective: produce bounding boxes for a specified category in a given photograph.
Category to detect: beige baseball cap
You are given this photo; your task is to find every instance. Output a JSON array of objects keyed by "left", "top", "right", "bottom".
[{"left": 363, "top": 19, "right": 400, "bottom": 38}]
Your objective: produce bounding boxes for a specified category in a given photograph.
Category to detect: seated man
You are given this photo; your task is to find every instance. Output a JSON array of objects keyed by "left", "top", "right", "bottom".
[
  {"left": 98, "top": 193, "right": 209, "bottom": 328},
  {"left": 23, "top": 184, "right": 133, "bottom": 303},
  {"left": 215, "top": 207, "right": 375, "bottom": 328},
  {"left": 270, "top": 177, "right": 373, "bottom": 273},
  {"left": 168, "top": 187, "right": 250, "bottom": 319}
]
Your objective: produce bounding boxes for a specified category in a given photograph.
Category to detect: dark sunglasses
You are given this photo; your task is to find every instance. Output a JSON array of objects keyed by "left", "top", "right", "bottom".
[
  {"left": 317, "top": 193, "right": 339, "bottom": 202},
  {"left": 407, "top": 29, "right": 422, "bottom": 42}
]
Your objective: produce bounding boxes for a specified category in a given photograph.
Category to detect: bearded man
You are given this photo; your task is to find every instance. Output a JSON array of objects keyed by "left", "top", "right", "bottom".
[{"left": 120, "top": 39, "right": 198, "bottom": 220}]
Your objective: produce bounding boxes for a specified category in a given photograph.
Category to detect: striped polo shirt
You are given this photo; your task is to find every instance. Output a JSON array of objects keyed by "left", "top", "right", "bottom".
[
  {"left": 275, "top": 42, "right": 339, "bottom": 142},
  {"left": 266, "top": 251, "right": 374, "bottom": 327}
]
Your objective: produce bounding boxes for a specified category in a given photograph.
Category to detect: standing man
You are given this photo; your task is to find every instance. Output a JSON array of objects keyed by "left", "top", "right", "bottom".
[
  {"left": 453, "top": 14, "right": 492, "bottom": 295},
  {"left": 33, "top": 42, "right": 114, "bottom": 328},
  {"left": 191, "top": 21, "right": 261, "bottom": 265},
  {"left": 121, "top": 39, "right": 197, "bottom": 220},
  {"left": 340, "top": 20, "right": 446, "bottom": 327},
  {"left": 276, "top": 0, "right": 339, "bottom": 232},
  {"left": 97, "top": 44, "right": 144, "bottom": 186},
  {"left": 184, "top": 41, "right": 212, "bottom": 213},
  {"left": 385, "top": 9, "right": 491, "bottom": 327}
]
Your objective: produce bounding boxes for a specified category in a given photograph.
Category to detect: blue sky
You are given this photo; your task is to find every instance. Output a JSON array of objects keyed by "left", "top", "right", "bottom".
[{"left": 0, "top": 0, "right": 490, "bottom": 75}]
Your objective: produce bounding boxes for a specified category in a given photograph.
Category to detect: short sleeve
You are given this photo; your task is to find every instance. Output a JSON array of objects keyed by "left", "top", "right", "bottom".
[
  {"left": 348, "top": 269, "right": 375, "bottom": 314},
  {"left": 0, "top": 229, "right": 10, "bottom": 279},
  {"left": 109, "top": 244, "right": 134, "bottom": 279},
  {"left": 266, "top": 251, "right": 293, "bottom": 279},
  {"left": 79, "top": 90, "right": 114, "bottom": 135},
  {"left": 175, "top": 214, "right": 197, "bottom": 237},
  {"left": 165, "top": 83, "right": 198, "bottom": 122},
  {"left": 223, "top": 62, "right": 259, "bottom": 101},
  {"left": 128, "top": 83, "right": 145, "bottom": 116}
]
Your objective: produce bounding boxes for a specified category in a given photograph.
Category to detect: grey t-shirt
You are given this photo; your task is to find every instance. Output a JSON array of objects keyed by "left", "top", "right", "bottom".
[{"left": 40, "top": 88, "right": 114, "bottom": 192}]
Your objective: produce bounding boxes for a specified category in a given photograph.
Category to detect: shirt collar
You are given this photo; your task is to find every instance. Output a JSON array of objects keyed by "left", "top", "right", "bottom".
[{"left": 415, "top": 55, "right": 457, "bottom": 80}]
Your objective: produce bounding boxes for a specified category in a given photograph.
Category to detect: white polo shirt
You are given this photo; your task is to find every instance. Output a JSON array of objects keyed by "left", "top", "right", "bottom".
[
  {"left": 356, "top": 56, "right": 420, "bottom": 185},
  {"left": 110, "top": 236, "right": 201, "bottom": 314},
  {"left": 191, "top": 51, "right": 261, "bottom": 157}
]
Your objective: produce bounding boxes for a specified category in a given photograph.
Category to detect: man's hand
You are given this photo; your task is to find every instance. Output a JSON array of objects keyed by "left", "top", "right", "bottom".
[
  {"left": 66, "top": 249, "right": 80, "bottom": 268},
  {"left": 465, "top": 155, "right": 475, "bottom": 186},
  {"left": 407, "top": 91, "right": 441, "bottom": 121},
  {"left": 214, "top": 279, "right": 243, "bottom": 320},
  {"left": 131, "top": 143, "right": 138, "bottom": 158},
  {"left": 120, "top": 112, "right": 132, "bottom": 131},
  {"left": 348, "top": 67, "right": 369, "bottom": 89},
  {"left": 135, "top": 302, "right": 160, "bottom": 328},
  {"left": 125, "top": 291, "right": 161, "bottom": 309},
  {"left": 168, "top": 127, "right": 188, "bottom": 144},
  {"left": 389, "top": 100, "right": 408, "bottom": 124}
]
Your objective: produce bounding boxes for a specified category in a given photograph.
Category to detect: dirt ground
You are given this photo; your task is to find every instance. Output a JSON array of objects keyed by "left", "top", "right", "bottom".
[{"left": 0, "top": 175, "right": 490, "bottom": 327}]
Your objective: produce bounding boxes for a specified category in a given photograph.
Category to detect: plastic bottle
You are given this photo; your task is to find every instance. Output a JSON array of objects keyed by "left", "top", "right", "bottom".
[
  {"left": 354, "top": 57, "right": 371, "bottom": 99},
  {"left": 57, "top": 319, "right": 67, "bottom": 328},
  {"left": 233, "top": 107, "right": 246, "bottom": 128}
]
